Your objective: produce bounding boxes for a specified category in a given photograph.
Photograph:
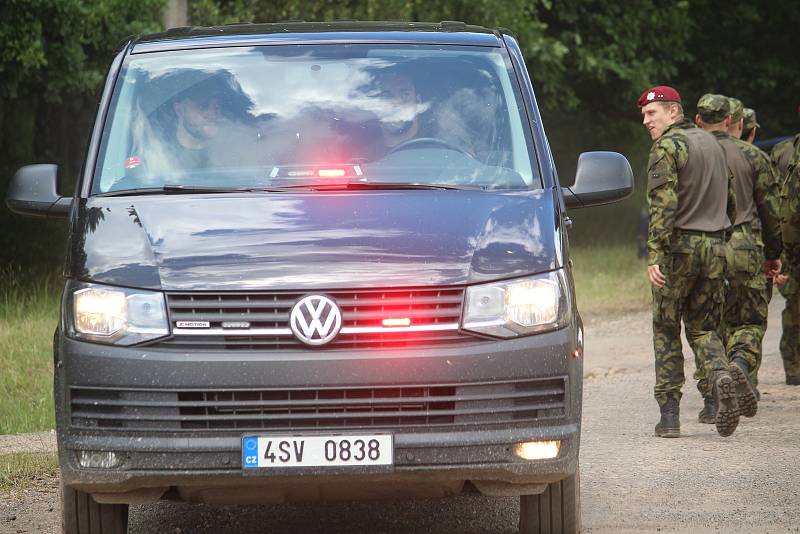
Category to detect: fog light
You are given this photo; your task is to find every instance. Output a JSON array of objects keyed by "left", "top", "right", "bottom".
[
  {"left": 514, "top": 440, "right": 560, "bottom": 460},
  {"left": 78, "top": 450, "right": 121, "bottom": 469}
]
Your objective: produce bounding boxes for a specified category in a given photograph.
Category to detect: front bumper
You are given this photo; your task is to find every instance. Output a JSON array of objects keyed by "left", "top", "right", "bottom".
[{"left": 55, "top": 324, "right": 582, "bottom": 501}]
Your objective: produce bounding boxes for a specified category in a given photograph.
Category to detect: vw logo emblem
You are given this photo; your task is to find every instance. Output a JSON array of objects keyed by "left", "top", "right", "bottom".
[{"left": 289, "top": 295, "right": 342, "bottom": 346}]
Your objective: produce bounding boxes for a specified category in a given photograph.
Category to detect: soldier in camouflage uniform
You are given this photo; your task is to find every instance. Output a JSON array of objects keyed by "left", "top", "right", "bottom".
[
  {"left": 638, "top": 86, "right": 739, "bottom": 438},
  {"left": 742, "top": 107, "right": 774, "bottom": 396},
  {"left": 727, "top": 97, "right": 745, "bottom": 139},
  {"left": 782, "top": 137, "right": 800, "bottom": 282},
  {"left": 742, "top": 108, "right": 760, "bottom": 145},
  {"left": 772, "top": 131, "right": 800, "bottom": 384},
  {"left": 695, "top": 95, "right": 782, "bottom": 424}
]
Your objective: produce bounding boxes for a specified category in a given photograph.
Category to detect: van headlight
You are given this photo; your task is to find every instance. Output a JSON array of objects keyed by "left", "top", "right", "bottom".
[
  {"left": 462, "top": 270, "right": 571, "bottom": 338},
  {"left": 65, "top": 281, "right": 169, "bottom": 345}
]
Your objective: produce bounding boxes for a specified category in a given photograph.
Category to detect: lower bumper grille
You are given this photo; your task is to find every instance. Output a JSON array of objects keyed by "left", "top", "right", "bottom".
[{"left": 69, "top": 377, "right": 568, "bottom": 432}]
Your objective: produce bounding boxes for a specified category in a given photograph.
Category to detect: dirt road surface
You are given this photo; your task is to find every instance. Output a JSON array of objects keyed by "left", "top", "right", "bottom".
[{"left": 3, "top": 296, "right": 799, "bottom": 533}]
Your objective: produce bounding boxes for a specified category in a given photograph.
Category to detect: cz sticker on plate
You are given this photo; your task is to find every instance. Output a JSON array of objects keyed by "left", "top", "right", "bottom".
[{"left": 242, "top": 434, "right": 393, "bottom": 469}]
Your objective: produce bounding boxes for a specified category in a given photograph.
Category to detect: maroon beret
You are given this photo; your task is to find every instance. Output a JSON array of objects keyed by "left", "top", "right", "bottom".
[{"left": 637, "top": 86, "right": 682, "bottom": 108}]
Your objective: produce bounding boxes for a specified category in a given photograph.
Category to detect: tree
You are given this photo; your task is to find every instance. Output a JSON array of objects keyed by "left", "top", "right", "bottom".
[
  {"left": 0, "top": 0, "right": 165, "bottom": 268},
  {"left": 0, "top": 0, "right": 165, "bottom": 101}
]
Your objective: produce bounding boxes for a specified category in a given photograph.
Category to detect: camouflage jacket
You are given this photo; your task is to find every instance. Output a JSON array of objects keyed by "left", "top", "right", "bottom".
[
  {"left": 731, "top": 136, "right": 783, "bottom": 260},
  {"left": 646, "top": 119, "right": 736, "bottom": 267},
  {"left": 771, "top": 134, "right": 800, "bottom": 180},
  {"left": 781, "top": 136, "right": 800, "bottom": 270}
]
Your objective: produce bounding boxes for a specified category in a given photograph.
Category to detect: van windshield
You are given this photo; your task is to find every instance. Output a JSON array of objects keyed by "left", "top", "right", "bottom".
[{"left": 92, "top": 44, "right": 539, "bottom": 194}]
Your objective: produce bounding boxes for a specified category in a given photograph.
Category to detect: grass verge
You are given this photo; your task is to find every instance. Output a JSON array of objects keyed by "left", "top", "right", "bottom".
[
  {"left": 0, "top": 452, "right": 59, "bottom": 493},
  {"left": 571, "top": 243, "right": 651, "bottom": 318},
  {"left": 0, "top": 265, "right": 60, "bottom": 435}
]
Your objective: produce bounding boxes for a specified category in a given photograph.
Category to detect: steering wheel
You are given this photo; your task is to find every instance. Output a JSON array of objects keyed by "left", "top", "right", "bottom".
[{"left": 388, "top": 137, "right": 472, "bottom": 157}]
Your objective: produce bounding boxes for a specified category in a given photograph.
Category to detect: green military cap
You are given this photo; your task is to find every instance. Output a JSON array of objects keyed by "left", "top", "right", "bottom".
[
  {"left": 697, "top": 93, "right": 730, "bottom": 124},
  {"left": 743, "top": 107, "right": 760, "bottom": 130},
  {"left": 727, "top": 97, "right": 744, "bottom": 122}
]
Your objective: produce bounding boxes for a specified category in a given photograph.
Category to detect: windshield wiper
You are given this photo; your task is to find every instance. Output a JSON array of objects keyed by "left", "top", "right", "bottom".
[
  {"left": 95, "top": 185, "right": 286, "bottom": 197},
  {"left": 96, "top": 182, "right": 482, "bottom": 197}
]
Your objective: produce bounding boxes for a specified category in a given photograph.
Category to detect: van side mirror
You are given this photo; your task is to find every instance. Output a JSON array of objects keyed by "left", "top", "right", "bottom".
[
  {"left": 5, "top": 164, "right": 72, "bottom": 219},
  {"left": 563, "top": 151, "right": 634, "bottom": 209}
]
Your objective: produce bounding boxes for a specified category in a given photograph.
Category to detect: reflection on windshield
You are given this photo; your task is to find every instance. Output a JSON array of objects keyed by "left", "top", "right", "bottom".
[{"left": 93, "top": 45, "right": 537, "bottom": 193}]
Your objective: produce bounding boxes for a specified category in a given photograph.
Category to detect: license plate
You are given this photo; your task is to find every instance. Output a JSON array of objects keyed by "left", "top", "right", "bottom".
[{"left": 242, "top": 434, "right": 393, "bottom": 469}]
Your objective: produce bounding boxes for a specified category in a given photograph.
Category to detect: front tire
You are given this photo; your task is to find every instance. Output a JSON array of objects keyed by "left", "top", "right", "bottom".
[
  {"left": 519, "top": 467, "right": 580, "bottom": 534},
  {"left": 61, "top": 481, "right": 128, "bottom": 534}
]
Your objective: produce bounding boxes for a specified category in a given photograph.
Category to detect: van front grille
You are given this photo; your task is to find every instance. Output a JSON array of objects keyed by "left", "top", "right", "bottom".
[
  {"left": 149, "top": 287, "right": 477, "bottom": 350},
  {"left": 69, "top": 377, "right": 569, "bottom": 432}
]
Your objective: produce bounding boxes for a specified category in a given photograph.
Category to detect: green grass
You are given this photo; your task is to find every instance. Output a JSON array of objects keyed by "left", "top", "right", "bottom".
[
  {"left": 0, "top": 265, "right": 60, "bottom": 434},
  {"left": 0, "top": 452, "right": 59, "bottom": 493},
  {"left": 571, "top": 243, "right": 651, "bottom": 318}
]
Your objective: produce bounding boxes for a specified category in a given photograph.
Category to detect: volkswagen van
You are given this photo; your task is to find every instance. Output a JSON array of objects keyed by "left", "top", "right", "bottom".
[{"left": 7, "top": 21, "right": 633, "bottom": 534}]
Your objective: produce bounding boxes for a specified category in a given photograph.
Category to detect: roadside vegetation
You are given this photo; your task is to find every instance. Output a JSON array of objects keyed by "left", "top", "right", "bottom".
[
  {"left": 572, "top": 244, "right": 650, "bottom": 318},
  {"left": 0, "top": 452, "right": 59, "bottom": 493},
  {"left": 0, "top": 266, "right": 60, "bottom": 435}
]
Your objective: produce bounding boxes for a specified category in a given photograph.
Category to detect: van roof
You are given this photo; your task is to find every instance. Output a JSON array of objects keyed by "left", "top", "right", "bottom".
[{"left": 131, "top": 21, "right": 505, "bottom": 54}]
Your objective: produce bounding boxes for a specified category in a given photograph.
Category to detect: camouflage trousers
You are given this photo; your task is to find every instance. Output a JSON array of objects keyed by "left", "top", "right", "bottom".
[
  {"left": 778, "top": 274, "right": 800, "bottom": 380},
  {"left": 717, "top": 223, "right": 769, "bottom": 393},
  {"left": 652, "top": 232, "right": 728, "bottom": 407}
]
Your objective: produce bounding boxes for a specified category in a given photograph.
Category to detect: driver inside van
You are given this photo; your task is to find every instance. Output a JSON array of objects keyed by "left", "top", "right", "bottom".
[
  {"left": 349, "top": 68, "right": 425, "bottom": 162},
  {"left": 375, "top": 70, "right": 420, "bottom": 150}
]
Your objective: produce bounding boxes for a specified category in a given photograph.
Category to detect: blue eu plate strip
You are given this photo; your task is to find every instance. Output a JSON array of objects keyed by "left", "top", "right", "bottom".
[{"left": 242, "top": 436, "right": 259, "bottom": 468}]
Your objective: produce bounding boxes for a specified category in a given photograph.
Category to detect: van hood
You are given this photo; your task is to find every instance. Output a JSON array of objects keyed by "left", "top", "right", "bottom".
[{"left": 70, "top": 190, "right": 559, "bottom": 291}]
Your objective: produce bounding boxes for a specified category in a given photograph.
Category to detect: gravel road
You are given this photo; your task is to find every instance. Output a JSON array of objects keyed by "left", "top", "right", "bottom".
[{"left": 3, "top": 296, "right": 799, "bottom": 533}]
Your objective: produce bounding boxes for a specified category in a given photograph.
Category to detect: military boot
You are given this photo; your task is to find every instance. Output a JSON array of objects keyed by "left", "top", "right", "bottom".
[
  {"left": 697, "top": 398, "right": 715, "bottom": 424},
  {"left": 729, "top": 357, "right": 757, "bottom": 418},
  {"left": 654, "top": 398, "right": 680, "bottom": 438},
  {"left": 713, "top": 370, "right": 740, "bottom": 437}
]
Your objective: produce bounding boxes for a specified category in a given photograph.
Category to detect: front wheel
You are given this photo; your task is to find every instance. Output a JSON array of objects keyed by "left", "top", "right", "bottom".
[
  {"left": 61, "top": 481, "right": 129, "bottom": 534},
  {"left": 519, "top": 467, "right": 580, "bottom": 534}
]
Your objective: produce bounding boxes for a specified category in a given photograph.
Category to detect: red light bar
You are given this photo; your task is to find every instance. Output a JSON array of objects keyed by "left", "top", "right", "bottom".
[{"left": 382, "top": 318, "right": 411, "bottom": 327}]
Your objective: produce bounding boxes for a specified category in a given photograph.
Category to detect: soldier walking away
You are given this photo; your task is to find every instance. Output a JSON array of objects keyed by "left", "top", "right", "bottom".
[
  {"left": 741, "top": 106, "right": 778, "bottom": 396},
  {"left": 771, "top": 118, "right": 800, "bottom": 385},
  {"left": 727, "top": 97, "right": 745, "bottom": 139},
  {"left": 781, "top": 135, "right": 800, "bottom": 299},
  {"left": 742, "top": 108, "right": 760, "bottom": 145},
  {"left": 695, "top": 95, "right": 782, "bottom": 424},
  {"left": 638, "top": 86, "right": 739, "bottom": 438}
]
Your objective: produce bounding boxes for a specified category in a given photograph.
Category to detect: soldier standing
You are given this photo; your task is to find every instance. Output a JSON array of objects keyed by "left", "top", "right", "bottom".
[
  {"left": 638, "top": 86, "right": 739, "bottom": 438},
  {"left": 773, "top": 127, "right": 800, "bottom": 384},
  {"left": 695, "top": 95, "right": 782, "bottom": 424},
  {"left": 771, "top": 129, "right": 800, "bottom": 386}
]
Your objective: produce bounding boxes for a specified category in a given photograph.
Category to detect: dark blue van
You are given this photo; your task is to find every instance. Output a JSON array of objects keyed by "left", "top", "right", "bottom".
[{"left": 7, "top": 21, "right": 632, "bottom": 534}]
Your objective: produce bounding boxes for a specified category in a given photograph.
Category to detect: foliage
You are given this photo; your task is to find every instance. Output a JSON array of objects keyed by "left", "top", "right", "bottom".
[
  {"left": 677, "top": 0, "right": 800, "bottom": 137},
  {"left": 0, "top": 0, "right": 165, "bottom": 101}
]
